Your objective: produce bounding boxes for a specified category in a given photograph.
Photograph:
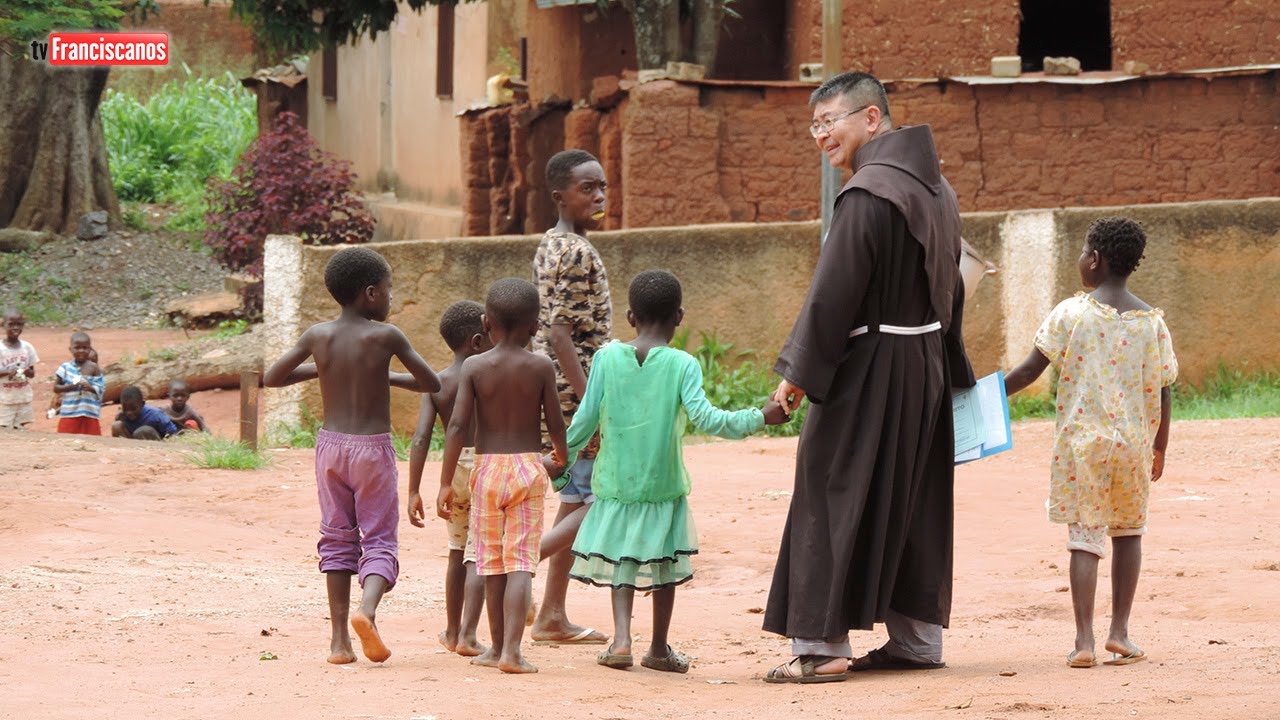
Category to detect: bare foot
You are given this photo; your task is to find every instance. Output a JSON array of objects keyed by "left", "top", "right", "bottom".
[
  {"left": 329, "top": 636, "right": 356, "bottom": 664},
  {"left": 438, "top": 630, "right": 457, "bottom": 653},
  {"left": 351, "top": 611, "right": 391, "bottom": 663},
  {"left": 499, "top": 655, "right": 539, "bottom": 674},
  {"left": 470, "top": 648, "right": 501, "bottom": 668},
  {"left": 455, "top": 637, "right": 488, "bottom": 657}
]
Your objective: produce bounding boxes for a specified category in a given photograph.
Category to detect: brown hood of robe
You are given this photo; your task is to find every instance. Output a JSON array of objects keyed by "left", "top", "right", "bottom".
[{"left": 842, "top": 124, "right": 962, "bottom": 331}]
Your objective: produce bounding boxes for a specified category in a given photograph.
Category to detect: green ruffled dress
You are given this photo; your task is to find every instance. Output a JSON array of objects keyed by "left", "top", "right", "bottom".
[{"left": 564, "top": 341, "right": 764, "bottom": 590}]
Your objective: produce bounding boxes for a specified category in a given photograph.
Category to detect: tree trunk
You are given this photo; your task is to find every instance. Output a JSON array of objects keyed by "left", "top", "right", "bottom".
[
  {"left": 0, "top": 55, "right": 119, "bottom": 235},
  {"left": 621, "top": 0, "right": 681, "bottom": 70},
  {"left": 689, "top": 0, "right": 725, "bottom": 75}
]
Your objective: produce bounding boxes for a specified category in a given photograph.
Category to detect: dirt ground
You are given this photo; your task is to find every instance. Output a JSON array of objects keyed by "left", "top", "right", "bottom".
[{"left": 3, "top": 332, "right": 1279, "bottom": 719}]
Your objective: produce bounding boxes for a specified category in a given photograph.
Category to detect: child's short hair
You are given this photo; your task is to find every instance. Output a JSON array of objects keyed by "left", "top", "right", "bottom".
[
  {"left": 168, "top": 379, "right": 191, "bottom": 395},
  {"left": 120, "top": 385, "right": 143, "bottom": 404},
  {"left": 3, "top": 308, "right": 22, "bottom": 321},
  {"left": 70, "top": 331, "right": 91, "bottom": 345},
  {"left": 546, "top": 149, "right": 599, "bottom": 192},
  {"left": 439, "top": 300, "right": 485, "bottom": 350},
  {"left": 485, "top": 278, "right": 539, "bottom": 330},
  {"left": 628, "top": 270, "right": 682, "bottom": 324},
  {"left": 324, "top": 247, "right": 391, "bottom": 306},
  {"left": 1086, "top": 217, "right": 1147, "bottom": 277}
]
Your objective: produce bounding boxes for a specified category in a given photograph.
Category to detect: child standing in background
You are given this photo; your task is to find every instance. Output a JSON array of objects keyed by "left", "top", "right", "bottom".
[
  {"left": 1004, "top": 217, "right": 1177, "bottom": 669},
  {"left": 0, "top": 309, "right": 39, "bottom": 430},
  {"left": 54, "top": 331, "right": 105, "bottom": 436}
]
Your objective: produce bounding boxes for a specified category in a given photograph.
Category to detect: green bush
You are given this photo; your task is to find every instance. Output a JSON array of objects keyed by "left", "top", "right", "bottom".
[
  {"left": 672, "top": 330, "right": 805, "bottom": 438},
  {"left": 101, "top": 69, "right": 257, "bottom": 231}
]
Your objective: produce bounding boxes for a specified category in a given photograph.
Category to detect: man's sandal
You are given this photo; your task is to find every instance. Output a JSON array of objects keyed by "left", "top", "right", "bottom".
[
  {"left": 763, "top": 655, "right": 848, "bottom": 684},
  {"left": 597, "top": 649, "right": 634, "bottom": 669},
  {"left": 849, "top": 647, "right": 946, "bottom": 672}
]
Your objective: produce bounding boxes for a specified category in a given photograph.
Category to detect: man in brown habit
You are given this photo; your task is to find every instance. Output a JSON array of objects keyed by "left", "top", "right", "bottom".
[{"left": 763, "top": 72, "right": 975, "bottom": 684}]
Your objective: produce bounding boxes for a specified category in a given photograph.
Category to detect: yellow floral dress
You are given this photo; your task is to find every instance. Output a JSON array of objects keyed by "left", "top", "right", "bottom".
[{"left": 1034, "top": 292, "right": 1178, "bottom": 531}]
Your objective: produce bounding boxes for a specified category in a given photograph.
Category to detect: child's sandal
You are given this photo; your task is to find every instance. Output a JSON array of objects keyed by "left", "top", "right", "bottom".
[{"left": 641, "top": 645, "right": 690, "bottom": 673}]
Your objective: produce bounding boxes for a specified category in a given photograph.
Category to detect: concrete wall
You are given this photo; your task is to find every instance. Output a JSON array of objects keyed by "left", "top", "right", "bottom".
[{"left": 262, "top": 199, "right": 1280, "bottom": 433}]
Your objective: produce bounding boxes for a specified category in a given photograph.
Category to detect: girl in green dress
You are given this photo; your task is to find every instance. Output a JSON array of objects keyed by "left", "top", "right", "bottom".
[{"left": 550, "top": 270, "right": 789, "bottom": 673}]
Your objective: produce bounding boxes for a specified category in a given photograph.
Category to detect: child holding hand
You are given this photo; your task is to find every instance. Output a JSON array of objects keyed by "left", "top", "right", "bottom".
[
  {"left": 1004, "top": 217, "right": 1177, "bottom": 669},
  {"left": 550, "top": 270, "right": 788, "bottom": 673}
]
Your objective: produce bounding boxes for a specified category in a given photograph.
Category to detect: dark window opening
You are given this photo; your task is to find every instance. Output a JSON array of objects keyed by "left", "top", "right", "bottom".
[
  {"left": 436, "top": 3, "right": 455, "bottom": 98},
  {"left": 322, "top": 46, "right": 337, "bottom": 101},
  {"left": 1018, "top": 0, "right": 1112, "bottom": 72}
]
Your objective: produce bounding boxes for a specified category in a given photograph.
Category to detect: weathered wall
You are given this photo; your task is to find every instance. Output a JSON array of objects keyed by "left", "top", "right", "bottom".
[
  {"left": 108, "top": 0, "right": 259, "bottom": 98},
  {"left": 306, "top": 2, "right": 492, "bottom": 238},
  {"left": 262, "top": 199, "right": 1280, "bottom": 433},
  {"left": 463, "top": 71, "right": 1278, "bottom": 233},
  {"left": 784, "top": 0, "right": 1279, "bottom": 79}
]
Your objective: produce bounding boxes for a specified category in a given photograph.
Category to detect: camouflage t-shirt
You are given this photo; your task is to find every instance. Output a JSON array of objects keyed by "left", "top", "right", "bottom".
[{"left": 532, "top": 229, "right": 612, "bottom": 458}]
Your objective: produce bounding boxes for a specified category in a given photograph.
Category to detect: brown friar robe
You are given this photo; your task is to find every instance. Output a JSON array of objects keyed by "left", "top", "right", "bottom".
[{"left": 763, "top": 125, "right": 976, "bottom": 640}]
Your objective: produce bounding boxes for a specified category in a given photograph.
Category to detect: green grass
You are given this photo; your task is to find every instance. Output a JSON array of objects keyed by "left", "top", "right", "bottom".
[
  {"left": 184, "top": 435, "right": 272, "bottom": 470},
  {"left": 0, "top": 253, "right": 81, "bottom": 324},
  {"left": 1010, "top": 364, "right": 1280, "bottom": 423},
  {"left": 266, "top": 405, "right": 323, "bottom": 449},
  {"left": 101, "top": 69, "right": 257, "bottom": 232},
  {"left": 211, "top": 319, "right": 250, "bottom": 339}
]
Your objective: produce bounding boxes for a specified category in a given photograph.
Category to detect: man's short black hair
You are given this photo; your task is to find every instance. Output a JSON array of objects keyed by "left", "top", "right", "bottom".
[
  {"left": 324, "top": 246, "right": 391, "bottom": 306},
  {"left": 809, "top": 71, "right": 890, "bottom": 121},
  {"left": 439, "top": 300, "right": 485, "bottom": 350},
  {"left": 485, "top": 278, "right": 539, "bottom": 330},
  {"left": 120, "top": 385, "right": 143, "bottom": 405},
  {"left": 628, "top": 270, "right": 682, "bottom": 324},
  {"left": 546, "top": 149, "right": 599, "bottom": 192},
  {"left": 1086, "top": 217, "right": 1147, "bottom": 277}
]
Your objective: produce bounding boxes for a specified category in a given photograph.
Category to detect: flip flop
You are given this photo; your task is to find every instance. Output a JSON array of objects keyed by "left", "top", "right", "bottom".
[
  {"left": 763, "top": 656, "right": 848, "bottom": 684},
  {"left": 597, "top": 650, "right": 634, "bottom": 669},
  {"left": 1068, "top": 650, "right": 1097, "bottom": 668},
  {"left": 641, "top": 645, "right": 690, "bottom": 674},
  {"left": 1103, "top": 646, "right": 1146, "bottom": 666},
  {"left": 532, "top": 627, "right": 609, "bottom": 645},
  {"left": 849, "top": 647, "right": 946, "bottom": 672}
]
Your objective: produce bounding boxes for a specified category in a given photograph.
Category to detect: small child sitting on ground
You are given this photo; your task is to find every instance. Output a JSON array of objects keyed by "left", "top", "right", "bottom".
[
  {"left": 1, "top": 309, "right": 40, "bottom": 430},
  {"left": 113, "top": 385, "right": 180, "bottom": 440},
  {"left": 407, "top": 299, "right": 492, "bottom": 657},
  {"left": 439, "top": 278, "right": 568, "bottom": 674},
  {"left": 548, "top": 270, "right": 788, "bottom": 673},
  {"left": 164, "top": 379, "right": 208, "bottom": 433},
  {"left": 1004, "top": 217, "right": 1177, "bottom": 669},
  {"left": 54, "top": 332, "right": 105, "bottom": 435}
]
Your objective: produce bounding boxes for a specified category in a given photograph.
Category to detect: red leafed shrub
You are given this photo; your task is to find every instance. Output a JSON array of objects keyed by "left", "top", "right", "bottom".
[{"left": 204, "top": 112, "right": 375, "bottom": 276}]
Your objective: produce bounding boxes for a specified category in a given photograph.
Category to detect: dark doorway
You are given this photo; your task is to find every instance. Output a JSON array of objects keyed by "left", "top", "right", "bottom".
[{"left": 1018, "top": 0, "right": 1112, "bottom": 72}]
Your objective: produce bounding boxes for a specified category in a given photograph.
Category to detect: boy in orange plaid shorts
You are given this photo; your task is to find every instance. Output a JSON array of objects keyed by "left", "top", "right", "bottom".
[{"left": 439, "top": 278, "right": 567, "bottom": 674}]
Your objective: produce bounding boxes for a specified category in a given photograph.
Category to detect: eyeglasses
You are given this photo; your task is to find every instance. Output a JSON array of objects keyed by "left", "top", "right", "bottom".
[{"left": 809, "top": 104, "right": 870, "bottom": 138}]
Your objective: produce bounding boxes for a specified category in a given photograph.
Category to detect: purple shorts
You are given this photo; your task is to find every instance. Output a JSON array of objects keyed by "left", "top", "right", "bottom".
[{"left": 314, "top": 429, "right": 399, "bottom": 588}]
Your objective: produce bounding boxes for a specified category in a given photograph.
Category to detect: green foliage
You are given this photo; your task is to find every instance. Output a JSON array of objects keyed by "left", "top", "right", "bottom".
[
  {"left": 211, "top": 318, "right": 249, "bottom": 339},
  {"left": 147, "top": 347, "right": 178, "bottom": 362},
  {"left": 0, "top": 0, "right": 128, "bottom": 52},
  {"left": 227, "top": 0, "right": 483, "bottom": 52},
  {"left": 1172, "top": 365, "right": 1280, "bottom": 419},
  {"left": 100, "top": 70, "right": 257, "bottom": 231},
  {"left": 0, "top": 253, "right": 80, "bottom": 324},
  {"left": 184, "top": 435, "right": 271, "bottom": 470},
  {"left": 266, "top": 405, "right": 323, "bottom": 449},
  {"left": 671, "top": 330, "right": 804, "bottom": 438},
  {"left": 1008, "top": 393, "right": 1057, "bottom": 422}
]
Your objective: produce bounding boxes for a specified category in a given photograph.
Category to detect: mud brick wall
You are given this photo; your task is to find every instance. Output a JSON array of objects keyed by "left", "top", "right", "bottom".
[{"left": 109, "top": 0, "right": 258, "bottom": 98}]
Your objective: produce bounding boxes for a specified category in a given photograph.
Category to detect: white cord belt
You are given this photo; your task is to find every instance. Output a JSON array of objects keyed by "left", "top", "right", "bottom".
[{"left": 848, "top": 321, "right": 942, "bottom": 338}]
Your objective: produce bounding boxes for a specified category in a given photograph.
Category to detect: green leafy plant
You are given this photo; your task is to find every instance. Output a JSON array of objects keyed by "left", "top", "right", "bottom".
[
  {"left": 185, "top": 435, "right": 272, "bottom": 470},
  {"left": 101, "top": 69, "right": 257, "bottom": 232},
  {"left": 266, "top": 405, "right": 323, "bottom": 449},
  {"left": 0, "top": 254, "right": 79, "bottom": 324},
  {"left": 211, "top": 318, "right": 250, "bottom": 339},
  {"left": 671, "top": 330, "right": 805, "bottom": 438}
]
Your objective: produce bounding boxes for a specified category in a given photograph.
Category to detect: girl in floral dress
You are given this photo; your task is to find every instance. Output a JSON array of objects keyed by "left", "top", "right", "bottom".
[
  {"left": 1005, "top": 217, "right": 1177, "bottom": 669},
  {"left": 547, "top": 270, "right": 788, "bottom": 673}
]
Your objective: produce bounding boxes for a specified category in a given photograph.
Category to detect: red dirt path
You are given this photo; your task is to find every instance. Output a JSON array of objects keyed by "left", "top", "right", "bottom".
[{"left": 3, "top": 331, "right": 1278, "bottom": 719}]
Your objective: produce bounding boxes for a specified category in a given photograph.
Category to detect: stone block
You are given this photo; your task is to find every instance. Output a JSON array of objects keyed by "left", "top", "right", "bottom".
[
  {"left": 590, "top": 75, "right": 625, "bottom": 108},
  {"left": 798, "top": 63, "right": 823, "bottom": 82},
  {"left": 1043, "top": 56, "right": 1081, "bottom": 75},
  {"left": 1123, "top": 60, "right": 1150, "bottom": 75},
  {"left": 991, "top": 56, "right": 1021, "bottom": 78},
  {"left": 77, "top": 210, "right": 109, "bottom": 241}
]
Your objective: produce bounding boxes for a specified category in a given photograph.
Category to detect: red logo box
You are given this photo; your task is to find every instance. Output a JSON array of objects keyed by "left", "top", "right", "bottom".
[{"left": 47, "top": 32, "right": 169, "bottom": 66}]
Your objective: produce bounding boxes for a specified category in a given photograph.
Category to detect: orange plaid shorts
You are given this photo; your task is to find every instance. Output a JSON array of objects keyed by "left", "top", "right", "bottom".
[{"left": 469, "top": 452, "right": 548, "bottom": 576}]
